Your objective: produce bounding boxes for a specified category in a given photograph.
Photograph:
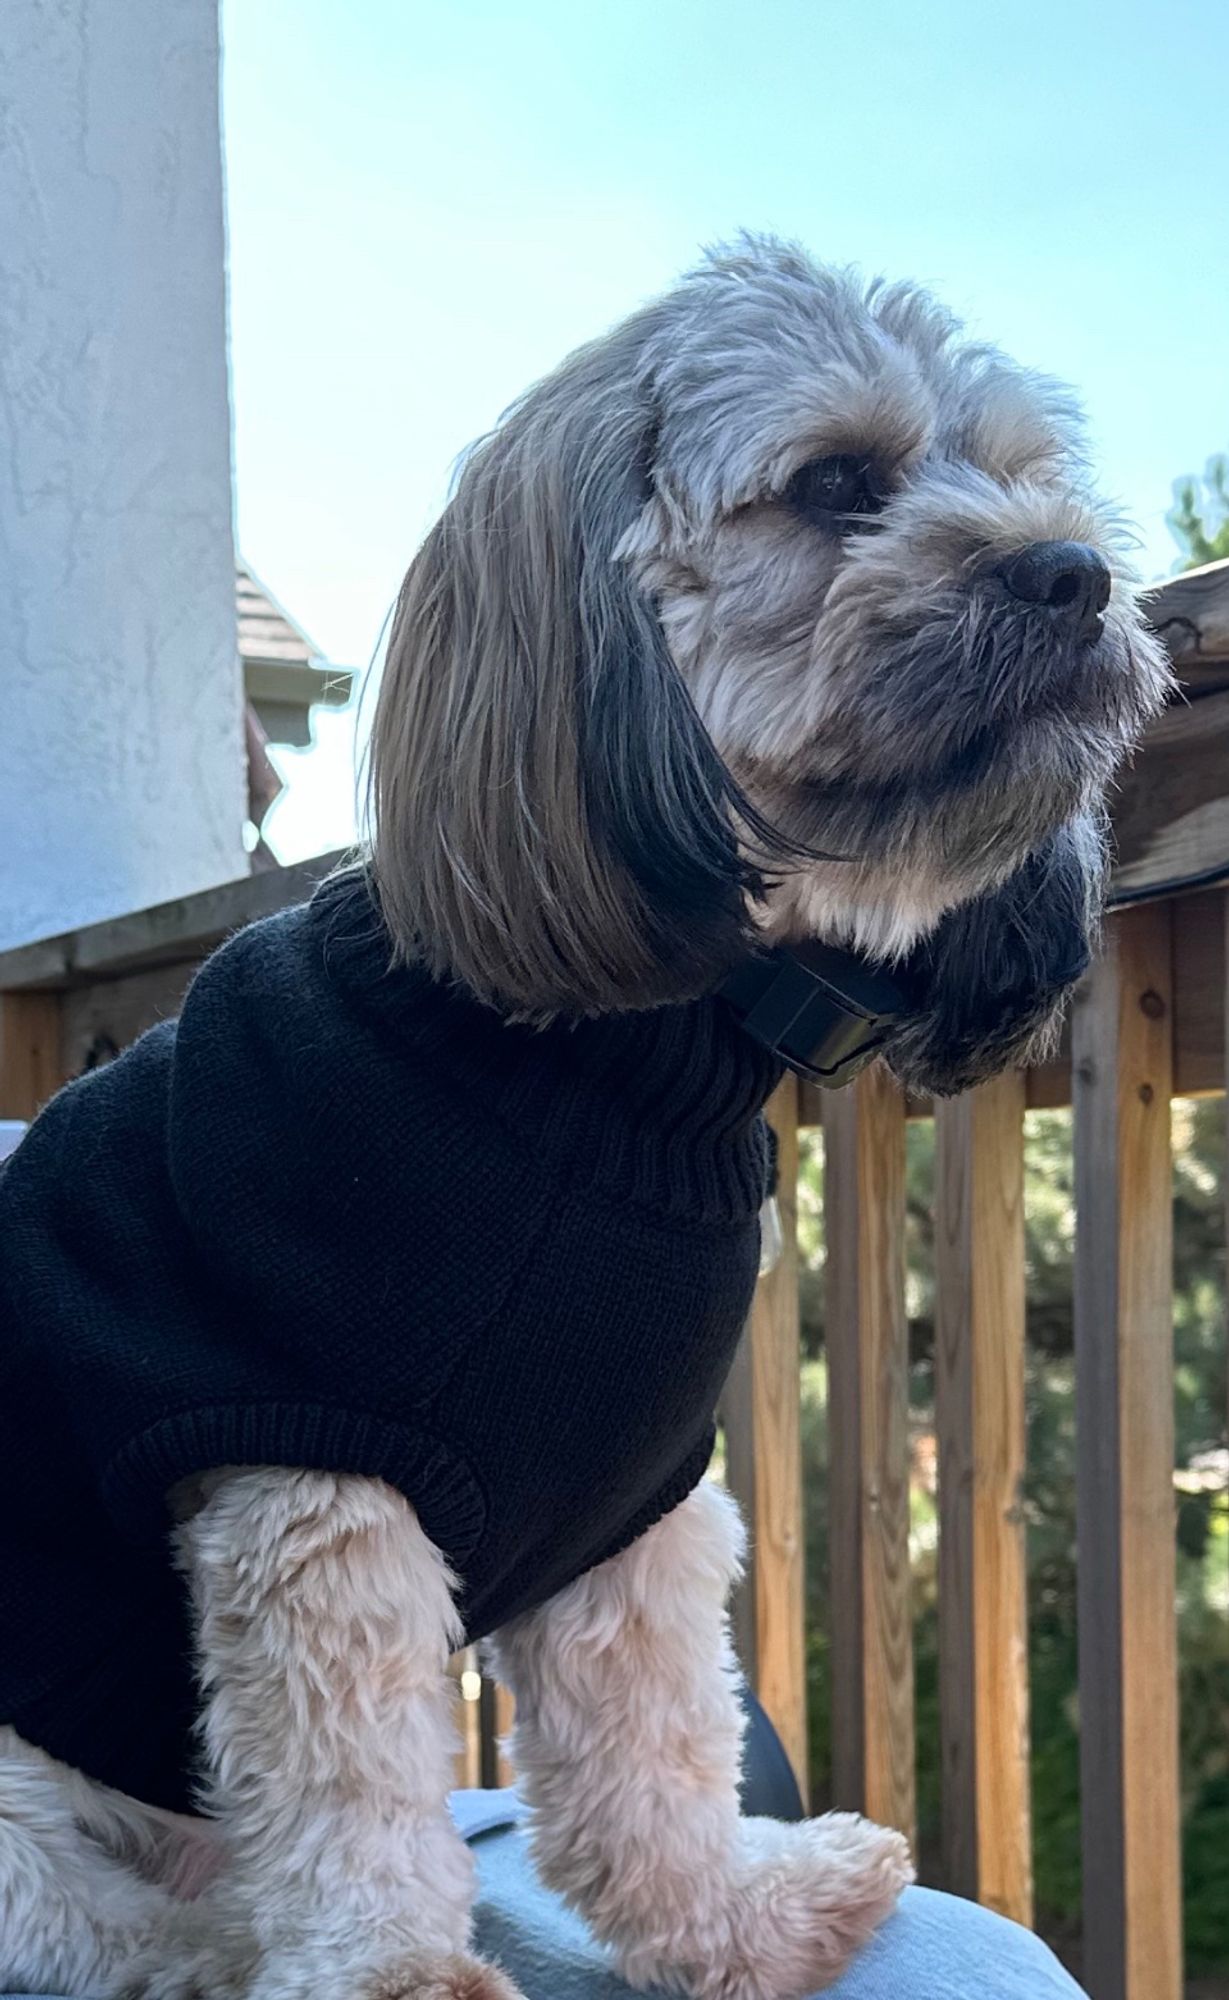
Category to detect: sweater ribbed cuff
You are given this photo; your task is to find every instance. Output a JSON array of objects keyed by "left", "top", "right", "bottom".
[
  {"left": 100, "top": 1402, "right": 487, "bottom": 1564},
  {"left": 580, "top": 1422, "right": 720, "bottom": 1584}
]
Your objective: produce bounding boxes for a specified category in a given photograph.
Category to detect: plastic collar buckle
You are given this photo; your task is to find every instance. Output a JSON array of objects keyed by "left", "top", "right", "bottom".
[{"left": 719, "top": 941, "right": 909, "bottom": 1088}]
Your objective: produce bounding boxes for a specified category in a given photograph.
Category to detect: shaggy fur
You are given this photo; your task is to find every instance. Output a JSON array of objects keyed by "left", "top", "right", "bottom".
[
  {"left": 2, "top": 236, "right": 1169, "bottom": 2000},
  {"left": 490, "top": 1484, "right": 909, "bottom": 2000},
  {"left": 370, "top": 234, "right": 1168, "bottom": 1048}
]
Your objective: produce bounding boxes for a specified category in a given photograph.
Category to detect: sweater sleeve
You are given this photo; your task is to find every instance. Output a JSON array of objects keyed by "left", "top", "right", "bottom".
[{"left": 99, "top": 1400, "right": 487, "bottom": 1563}]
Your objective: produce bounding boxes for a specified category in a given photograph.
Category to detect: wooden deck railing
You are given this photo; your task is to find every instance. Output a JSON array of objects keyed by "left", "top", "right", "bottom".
[
  {"left": 0, "top": 866, "right": 1217, "bottom": 2000},
  {"left": 718, "top": 894, "right": 1205, "bottom": 2000}
]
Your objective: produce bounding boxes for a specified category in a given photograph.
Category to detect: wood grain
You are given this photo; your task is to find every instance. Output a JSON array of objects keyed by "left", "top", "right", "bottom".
[
  {"left": 1073, "top": 902, "right": 1181, "bottom": 2000},
  {"left": 822, "top": 1067, "right": 915, "bottom": 1843},
  {"left": 478, "top": 1675, "right": 517, "bottom": 1789},
  {"left": 935, "top": 1074, "right": 1032, "bottom": 1924},
  {"left": 450, "top": 1649, "right": 482, "bottom": 1789},
  {"left": 494, "top": 1680, "right": 516, "bottom": 1788},
  {"left": 1112, "top": 690, "right": 1229, "bottom": 894},
  {"left": 1145, "top": 555, "right": 1229, "bottom": 670},
  {"left": 725, "top": 1077, "right": 809, "bottom": 1798},
  {"left": 60, "top": 963, "right": 198, "bottom": 1079},
  {"left": 0, "top": 850, "right": 343, "bottom": 992},
  {"left": 0, "top": 991, "right": 66, "bottom": 1118}
]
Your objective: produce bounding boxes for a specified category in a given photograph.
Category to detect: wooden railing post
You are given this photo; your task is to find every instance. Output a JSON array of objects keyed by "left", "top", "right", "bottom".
[
  {"left": 449, "top": 1649, "right": 482, "bottom": 1788},
  {"left": 1073, "top": 902, "right": 1181, "bottom": 2000},
  {"left": 479, "top": 1677, "right": 516, "bottom": 1790},
  {"left": 0, "top": 990, "right": 66, "bottom": 1119},
  {"left": 822, "top": 1067, "right": 915, "bottom": 1845},
  {"left": 723, "top": 1075, "right": 807, "bottom": 1800},
  {"left": 935, "top": 1073, "right": 1032, "bottom": 1923}
]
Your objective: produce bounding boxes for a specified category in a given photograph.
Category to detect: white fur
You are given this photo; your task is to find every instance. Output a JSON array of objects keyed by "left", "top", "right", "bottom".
[
  {"left": 0, "top": 1728, "right": 177, "bottom": 1996},
  {"left": 1, "top": 1471, "right": 519, "bottom": 2000},
  {"left": 18, "top": 234, "right": 1157, "bottom": 1999},
  {"left": 755, "top": 854, "right": 961, "bottom": 962},
  {"left": 1, "top": 1476, "right": 906, "bottom": 2000},
  {"left": 8, "top": 231, "right": 1160, "bottom": 1998},
  {"left": 490, "top": 1482, "right": 911, "bottom": 1999},
  {"left": 178, "top": 1470, "right": 507, "bottom": 2000}
]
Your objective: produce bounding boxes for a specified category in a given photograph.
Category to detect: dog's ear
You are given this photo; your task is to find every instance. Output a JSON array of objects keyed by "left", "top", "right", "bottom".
[
  {"left": 881, "top": 815, "right": 1107, "bottom": 1097},
  {"left": 369, "top": 332, "right": 779, "bottom": 1015}
]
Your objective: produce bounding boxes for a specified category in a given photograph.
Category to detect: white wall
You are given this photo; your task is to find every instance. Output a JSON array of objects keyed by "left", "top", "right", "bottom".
[{"left": 0, "top": 0, "right": 244, "bottom": 952}]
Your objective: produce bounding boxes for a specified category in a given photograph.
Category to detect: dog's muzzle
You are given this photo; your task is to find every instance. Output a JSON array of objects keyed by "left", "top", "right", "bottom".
[{"left": 719, "top": 943, "right": 909, "bottom": 1088}]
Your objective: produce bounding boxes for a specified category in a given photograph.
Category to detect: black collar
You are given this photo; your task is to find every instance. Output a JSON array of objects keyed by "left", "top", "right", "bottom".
[{"left": 719, "top": 942, "right": 908, "bottom": 1088}]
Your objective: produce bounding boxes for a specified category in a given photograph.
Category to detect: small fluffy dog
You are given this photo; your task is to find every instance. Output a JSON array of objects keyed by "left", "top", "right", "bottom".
[{"left": 0, "top": 237, "right": 1168, "bottom": 2000}]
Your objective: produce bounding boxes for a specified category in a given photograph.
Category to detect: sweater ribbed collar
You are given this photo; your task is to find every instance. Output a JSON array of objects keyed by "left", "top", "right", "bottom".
[{"left": 308, "top": 869, "right": 782, "bottom": 1225}]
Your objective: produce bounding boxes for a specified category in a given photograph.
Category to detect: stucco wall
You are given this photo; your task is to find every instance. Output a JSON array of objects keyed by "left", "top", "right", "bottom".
[{"left": 0, "top": 0, "right": 244, "bottom": 952}]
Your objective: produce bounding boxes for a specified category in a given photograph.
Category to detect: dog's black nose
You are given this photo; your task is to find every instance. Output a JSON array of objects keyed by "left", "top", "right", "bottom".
[{"left": 1001, "top": 540, "right": 1112, "bottom": 628}]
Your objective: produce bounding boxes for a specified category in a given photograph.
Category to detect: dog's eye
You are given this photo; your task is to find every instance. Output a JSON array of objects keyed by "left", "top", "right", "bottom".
[{"left": 784, "top": 454, "right": 886, "bottom": 525}]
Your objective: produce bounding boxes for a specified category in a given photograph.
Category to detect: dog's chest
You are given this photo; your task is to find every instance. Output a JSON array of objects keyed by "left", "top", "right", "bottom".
[{"left": 441, "top": 1192, "right": 762, "bottom": 1638}]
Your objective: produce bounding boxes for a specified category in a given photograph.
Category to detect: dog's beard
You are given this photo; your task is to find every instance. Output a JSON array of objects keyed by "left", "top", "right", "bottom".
[
  {"left": 710, "top": 563, "right": 1138, "bottom": 1086},
  {"left": 678, "top": 560, "right": 1168, "bottom": 966},
  {"left": 877, "top": 817, "right": 1106, "bottom": 1097},
  {"left": 788, "top": 593, "right": 1152, "bottom": 788},
  {"left": 741, "top": 701, "right": 1113, "bottom": 961}
]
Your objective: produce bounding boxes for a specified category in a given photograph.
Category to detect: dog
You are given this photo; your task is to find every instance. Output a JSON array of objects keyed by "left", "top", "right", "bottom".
[{"left": 0, "top": 236, "right": 1168, "bottom": 2000}]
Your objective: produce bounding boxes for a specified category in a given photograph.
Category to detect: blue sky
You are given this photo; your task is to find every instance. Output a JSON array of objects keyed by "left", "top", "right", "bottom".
[{"left": 221, "top": 0, "right": 1228, "bottom": 860}]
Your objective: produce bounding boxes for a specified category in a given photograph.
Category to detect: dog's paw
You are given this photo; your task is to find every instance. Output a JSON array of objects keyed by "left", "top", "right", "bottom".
[
  {"left": 243, "top": 1951, "right": 525, "bottom": 2000},
  {"left": 361, "top": 1955, "right": 526, "bottom": 2000},
  {"left": 723, "top": 1814, "right": 911, "bottom": 2000},
  {"left": 619, "top": 1813, "right": 911, "bottom": 2000}
]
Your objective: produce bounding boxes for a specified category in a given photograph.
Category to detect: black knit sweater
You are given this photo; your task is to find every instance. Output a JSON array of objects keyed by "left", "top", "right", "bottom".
[{"left": 0, "top": 871, "right": 780, "bottom": 1812}]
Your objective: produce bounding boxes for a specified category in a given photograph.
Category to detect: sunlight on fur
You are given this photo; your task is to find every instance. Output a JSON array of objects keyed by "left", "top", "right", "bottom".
[{"left": 1, "top": 237, "right": 1169, "bottom": 2000}]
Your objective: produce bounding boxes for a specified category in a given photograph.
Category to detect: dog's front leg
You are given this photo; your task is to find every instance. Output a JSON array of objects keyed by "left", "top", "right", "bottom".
[
  {"left": 490, "top": 1481, "right": 911, "bottom": 2000},
  {"left": 178, "top": 1468, "right": 523, "bottom": 2000}
]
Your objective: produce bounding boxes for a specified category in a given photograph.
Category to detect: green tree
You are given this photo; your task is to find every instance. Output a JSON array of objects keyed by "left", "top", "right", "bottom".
[{"left": 1168, "top": 455, "right": 1229, "bottom": 569}]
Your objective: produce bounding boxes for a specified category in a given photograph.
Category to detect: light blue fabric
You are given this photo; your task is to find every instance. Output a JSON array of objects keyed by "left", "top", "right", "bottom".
[
  {"left": 1, "top": 1789, "right": 1087, "bottom": 2000},
  {"left": 454, "top": 1791, "right": 1088, "bottom": 1999}
]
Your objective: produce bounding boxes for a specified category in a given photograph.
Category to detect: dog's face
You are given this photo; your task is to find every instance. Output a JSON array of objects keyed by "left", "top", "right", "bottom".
[
  {"left": 370, "top": 237, "right": 1170, "bottom": 1091},
  {"left": 626, "top": 246, "right": 1167, "bottom": 962}
]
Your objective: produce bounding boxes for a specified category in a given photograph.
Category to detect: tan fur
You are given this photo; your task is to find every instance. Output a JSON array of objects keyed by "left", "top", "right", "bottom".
[
  {"left": 491, "top": 1482, "right": 911, "bottom": 1998},
  {"left": 361, "top": 1957, "right": 523, "bottom": 2000},
  {"left": 1, "top": 1476, "right": 502, "bottom": 2000},
  {"left": 368, "top": 236, "right": 1167, "bottom": 1013},
  {"left": 1, "top": 234, "right": 1170, "bottom": 2000},
  {"left": 0, "top": 1477, "right": 911, "bottom": 2000}
]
